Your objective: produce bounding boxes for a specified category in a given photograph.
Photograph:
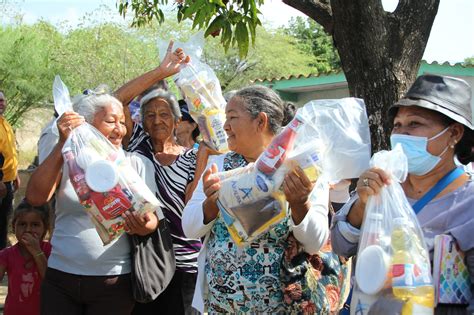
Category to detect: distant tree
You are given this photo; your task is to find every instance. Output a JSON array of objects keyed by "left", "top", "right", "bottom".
[
  {"left": 464, "top": 57, "right": 474, "bottom": 66},
  {"left": 283, "top": 16, "right": 340, "bottom": 74},
  {"left": 57, "top": 23, "right": 158, "bottom": 95},
  {"left": 204, "top": 27, "right": 314, "bottom": 91},
  {"left": 0, "top": 22, "right": 61, "bottom": 127}
]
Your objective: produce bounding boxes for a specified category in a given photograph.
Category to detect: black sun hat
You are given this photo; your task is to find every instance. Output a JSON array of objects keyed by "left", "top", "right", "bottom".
[{"left": 389, "top": 74, "right": 473, "bottom": 130}]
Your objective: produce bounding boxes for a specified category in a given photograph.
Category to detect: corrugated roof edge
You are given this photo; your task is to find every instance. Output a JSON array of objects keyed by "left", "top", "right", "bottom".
[{"left": 252, "top": 60, "right": 474, "bottom": 84}]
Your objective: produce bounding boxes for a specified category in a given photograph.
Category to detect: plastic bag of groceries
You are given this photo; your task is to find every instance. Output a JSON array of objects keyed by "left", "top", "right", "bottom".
[
  {"left": 217, "top": 97, "right": 371, "bottom": 245},
  {"left": 158, "top": 32, "right": 228, "bottom": 152},
  {"left": 53, "top": 76, "right": 164, "bottom": 245},
  {"left": 352, "top": 144, "right": 434, "bottom": 315}
]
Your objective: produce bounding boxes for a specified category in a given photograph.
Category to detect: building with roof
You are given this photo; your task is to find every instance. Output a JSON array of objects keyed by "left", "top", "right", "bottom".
[{"left": 255, "top": 61, "right": 474, "bottom": 110}]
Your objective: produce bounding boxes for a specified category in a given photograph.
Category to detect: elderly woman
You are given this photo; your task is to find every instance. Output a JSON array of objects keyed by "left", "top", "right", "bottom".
[
  {"left": 26, "top": 91, "right": 159, "bottom": 314},
  {"left": 182, "top": 85, "right": 330, "bottom": 313},
  {"left": 331, "top": 74, "right": 474, "bottom": 315},
  {"left": 125, "top": 89, "right": 202, "bottom": 315}
]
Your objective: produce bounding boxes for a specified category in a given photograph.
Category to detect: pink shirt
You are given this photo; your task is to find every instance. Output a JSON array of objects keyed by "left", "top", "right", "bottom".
[{"left": 0, "top": 241, "right": 52, "bottom": 315}]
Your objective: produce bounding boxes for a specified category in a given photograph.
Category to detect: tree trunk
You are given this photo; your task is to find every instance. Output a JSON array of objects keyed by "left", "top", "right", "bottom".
[{"left": 283, "top": 0, "right": 440, "bottom": 153}]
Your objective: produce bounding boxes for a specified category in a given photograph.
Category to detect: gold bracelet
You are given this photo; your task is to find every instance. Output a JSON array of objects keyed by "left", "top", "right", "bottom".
[{"left": 34, "top": 251, "right": 45, "bottom": 257}]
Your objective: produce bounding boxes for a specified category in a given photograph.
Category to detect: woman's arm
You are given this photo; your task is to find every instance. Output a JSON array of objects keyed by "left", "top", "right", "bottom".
[
  {"left": 26, "top": 112, "right": 84, "bottom": 206},
  {"left": 182, "top": 157, "right": 223, "bottom": 239},
  {"left": 116, "top": 41, "right": 190, "bottom": 148},
  {"left": 185, "top": 144, "right": 221, "bottom": 203},
  {"left": 290, "top": 180, "right": 330, "bottom": 255}
]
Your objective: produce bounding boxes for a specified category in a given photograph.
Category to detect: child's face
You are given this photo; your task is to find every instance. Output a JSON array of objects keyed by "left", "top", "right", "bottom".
[{"left": 14, "top": 212, "right": 46, "bottom": 242}]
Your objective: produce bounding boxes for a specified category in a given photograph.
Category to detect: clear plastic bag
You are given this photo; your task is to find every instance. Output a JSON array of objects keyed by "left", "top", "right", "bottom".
[
  {"left": 159, "top": 33, "right": 228, "bottom": 152},
  {"left": 217, "top": 97, "right": 371, "bottom": 246},
  {"left": 53, "top": 77, "right": 164, "bottom": 245},
  {"left": 353, "top": 144, "right": 434, "bottom": 315},
  {"left": 51, "top": 75, "right": 74, "bottom": 136}
]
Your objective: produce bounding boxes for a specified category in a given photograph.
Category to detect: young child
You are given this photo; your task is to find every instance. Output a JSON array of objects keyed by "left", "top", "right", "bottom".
[{"left": 0, "top": 200, "right": 51, "bottom": 315}]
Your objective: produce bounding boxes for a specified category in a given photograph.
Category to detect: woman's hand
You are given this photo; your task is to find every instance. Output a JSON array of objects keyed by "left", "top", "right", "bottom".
[
  {"left": 355, "top": 167, "right": 391, "bottom": 204},
  {"left": 57, "top": 111, "right": 85, "bottom": 143},
  {"left": 283, "top": 167, "right": 315, "bottom": 225},
  {"left": 158, "top": 40, "right": 191, "bottom": 78},
  {"left": 123, "top": 211, "right": 158, "bottom": 236},
  {"left": 347, "top": 167, "right": 391, "bottom": 228},
  {"left": 202, "top": 164, "right": 221, "bottom": 224}
]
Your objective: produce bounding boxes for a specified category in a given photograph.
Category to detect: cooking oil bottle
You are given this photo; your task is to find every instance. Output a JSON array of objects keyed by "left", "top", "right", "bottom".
[{"left": 391, "top": 217, "right": 434, "bottom": 315}]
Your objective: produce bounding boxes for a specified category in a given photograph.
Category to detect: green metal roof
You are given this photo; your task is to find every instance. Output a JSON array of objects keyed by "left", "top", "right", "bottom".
[{"left": 255, "top": 61, "right": 474, "bottom": 91}]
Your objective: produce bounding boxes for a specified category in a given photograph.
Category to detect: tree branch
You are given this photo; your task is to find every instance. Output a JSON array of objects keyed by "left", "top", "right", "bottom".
[{"left": 282, "top": 0, "right": 333, "bottom": 34}]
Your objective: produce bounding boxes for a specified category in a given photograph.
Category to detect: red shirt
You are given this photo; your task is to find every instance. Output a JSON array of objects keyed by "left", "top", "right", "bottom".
[{"left": 0, "top": 241, "right": 52, "bottom": 315}]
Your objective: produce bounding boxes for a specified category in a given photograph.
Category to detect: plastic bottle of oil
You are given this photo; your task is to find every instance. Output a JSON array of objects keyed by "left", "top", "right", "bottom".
[{"left": 391, "top": 217, "right": 434, "bottom": 315}]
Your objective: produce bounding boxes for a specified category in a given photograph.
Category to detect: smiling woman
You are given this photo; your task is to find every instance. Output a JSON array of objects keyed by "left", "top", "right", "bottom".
[{"left": 25, "top": 89, "right": 160, "bottom": 314}]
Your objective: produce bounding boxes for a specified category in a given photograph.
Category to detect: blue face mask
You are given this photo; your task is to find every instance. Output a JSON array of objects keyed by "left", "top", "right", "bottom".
[{"left": 390, "top": 127, "right": 450, "bottom": 176}]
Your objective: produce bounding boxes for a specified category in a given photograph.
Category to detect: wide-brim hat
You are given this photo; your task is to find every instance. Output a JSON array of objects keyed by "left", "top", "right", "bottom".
[{"left": 389, "top": 74, "right": 473, "bottom": 130}]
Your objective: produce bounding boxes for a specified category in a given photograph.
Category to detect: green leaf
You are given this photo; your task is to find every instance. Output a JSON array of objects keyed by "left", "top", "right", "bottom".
[
  {"left": 204, "top": 15, "right": 225, "bottom": 37},
  {"left": 235, "top": 20, "right": 249, "bottom": 58},
  {"left": 192, "top": 8, "right": 205, "bottom": 29},
  {"left": 177, "top": 7, "right": 184, "bottom": 22},
  {"left": 209, "top": 0, "right": 226, "bottom": 7}
]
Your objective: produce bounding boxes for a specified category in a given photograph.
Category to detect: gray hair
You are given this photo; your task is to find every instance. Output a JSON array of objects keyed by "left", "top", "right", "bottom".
[
  {"left": 223, "top": 90, "right": 237, "bottom": 102},
  {"left": 72, "top": 88, "right": 122, "bottom": 123},
  {"left": 232, "top": 85, "right": 291, "bottom": 134},
  {"left": 140, "top": 88, "right": 181, "bottom": 122}
]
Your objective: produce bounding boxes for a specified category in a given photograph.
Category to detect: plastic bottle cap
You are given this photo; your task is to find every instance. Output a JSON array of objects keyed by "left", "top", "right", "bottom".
[
  {"left": 356, "top": 245, "right": 389, "bottom": 295},
  {"left": 85, "top": 160, "right": 119, "bottom": 192}
]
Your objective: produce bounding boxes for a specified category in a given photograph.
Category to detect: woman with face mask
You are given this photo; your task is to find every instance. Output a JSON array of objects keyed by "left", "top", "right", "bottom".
[{"left": 330, "top": 74, "right": 474, "bottom": 315}]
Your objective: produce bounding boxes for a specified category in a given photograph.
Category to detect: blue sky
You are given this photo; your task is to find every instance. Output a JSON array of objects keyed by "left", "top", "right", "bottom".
[{"left": 4, "top": 0, "right": 474, "bottom": 63}]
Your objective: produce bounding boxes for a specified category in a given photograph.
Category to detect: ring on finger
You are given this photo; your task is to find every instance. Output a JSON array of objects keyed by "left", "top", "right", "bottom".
[{"left": 363, "top": 178, "right": 369, "bottom": 187}]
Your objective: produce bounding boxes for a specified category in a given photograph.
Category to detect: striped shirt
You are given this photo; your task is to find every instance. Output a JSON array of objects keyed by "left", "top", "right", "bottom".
[{"left": 128, "top": 124, "right": 202, "bottom": 272}]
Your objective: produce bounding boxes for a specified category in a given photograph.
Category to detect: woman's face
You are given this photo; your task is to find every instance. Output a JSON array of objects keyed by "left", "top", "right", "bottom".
[
  {"left": 391, "top": 106, "right": 454, "bottom": 156},
  {"left": 92, "top": 102, "right": 127, "bottom": 148},
  {"left": 224, "top": 97, "right": 261, "bottom": 156},
  {"left": 143, "top": 98, "right": 177, "bottom": 143},
  {"left": 176, "top": 120, "right": 197, "bottom": 141}
]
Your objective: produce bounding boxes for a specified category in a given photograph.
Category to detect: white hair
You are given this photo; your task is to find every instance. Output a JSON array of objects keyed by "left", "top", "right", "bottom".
[
  {"left": 72, "top": 91, "right": 122, "bottom": 123},
  {"left": 140, "top": 88, "right": 181, "bottom": 122}
]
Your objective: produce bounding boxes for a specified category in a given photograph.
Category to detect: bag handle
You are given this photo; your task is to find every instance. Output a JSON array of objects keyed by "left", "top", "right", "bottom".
[{"left": 412, "top": 167, "right": 464, "bottom": 214}]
